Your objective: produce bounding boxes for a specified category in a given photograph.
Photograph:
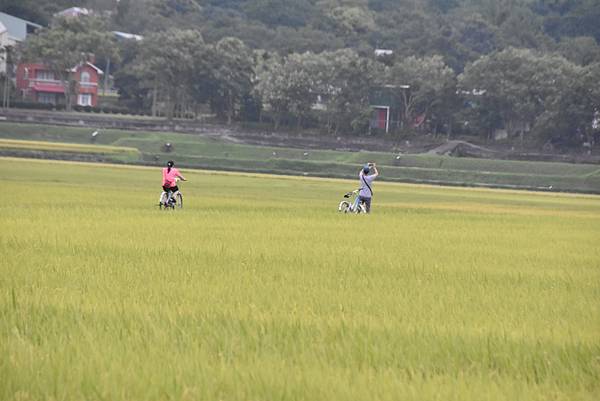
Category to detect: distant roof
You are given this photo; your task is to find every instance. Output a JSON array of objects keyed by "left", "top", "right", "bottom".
[
  {"left": 374, "top": 49, "right": 393, "bottom": 56},
  {"left": 55, "top": 7, "right": 91, "bottom": 17},
  {"left": 85, "top": 62, "right": 104, "bottom": 74},
  {"left": 113, "top": 31, "right": 143, "bottom": 41},
  {"left": 0, "top": 12, "right": 42, "bottom": 41},
  {"left": 70, "top": 61, "right": 104, "bottom": 74}
]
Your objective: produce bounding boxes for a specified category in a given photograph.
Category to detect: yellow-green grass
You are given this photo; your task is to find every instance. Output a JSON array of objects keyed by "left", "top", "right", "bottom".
[
  {"left": 0, "top": 138, "right": 141, "bottom": 163},
  {"left": 0, "top": 157, "right": 599, "bottom": 401},
  {"left": 0, "top": 138, "right": 140, "bottom": 155}
]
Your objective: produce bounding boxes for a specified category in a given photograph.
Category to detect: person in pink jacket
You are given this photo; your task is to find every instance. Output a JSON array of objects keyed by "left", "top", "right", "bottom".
[{"left": 159, "top": 160, "right": 186, "bottom": 206}]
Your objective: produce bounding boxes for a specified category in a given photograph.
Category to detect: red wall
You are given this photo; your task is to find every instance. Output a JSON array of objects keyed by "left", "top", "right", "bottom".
[
  {"left": 76, "top": 64, "right": 101, "bottom": 106},
  {"left": 16, "top": 62, "right": 101, "bottom": 106}
]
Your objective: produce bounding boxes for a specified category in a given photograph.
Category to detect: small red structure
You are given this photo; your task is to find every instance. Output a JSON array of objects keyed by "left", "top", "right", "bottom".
[{"left": 16, "top": 61, "right": 103, "bottom": 107}]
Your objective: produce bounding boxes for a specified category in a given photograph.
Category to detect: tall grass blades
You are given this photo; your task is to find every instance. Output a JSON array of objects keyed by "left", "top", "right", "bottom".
[{"left": 0, "top": 158, "right": 599, "bottom": 401}]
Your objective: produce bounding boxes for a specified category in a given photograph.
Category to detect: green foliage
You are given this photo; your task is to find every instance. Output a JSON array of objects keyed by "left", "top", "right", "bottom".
[
  {"left": 459, "top": 48, "right": 585, "bottom": 142},
  {"left": 133, "top": 28, "right": 208, "bottom": 119},
  {"left": 387, "top": 55, "right": 457, "bottom": 133},
  {"left": 319, "top": 49, "right": 381, "bottom": 134},
  {"left": 256, "top": 51, "right": 326, "bottom": 128},
  {"left": 209, "top": 37, "right": 255, "bottom": 124},
  {"left": 556, "top": 36, "right": 600, "bottom": 66},
  {"left": 445, "top": 11, "right": 500, "bottom": 69},
  {"left": 6, "top": 0, "right": 600, "bottom": 59},
  {"left": 535, "top": 62, "right": 600, "bottom": 145},
  {"left": 254, "top": 48, "right": 384, "bottom": 133},
  {"left": 242, "top": 0, "right": 314, "bottom": 28},
  {"left": 538, "top": 0, "right": 600, "bottom": 42}
]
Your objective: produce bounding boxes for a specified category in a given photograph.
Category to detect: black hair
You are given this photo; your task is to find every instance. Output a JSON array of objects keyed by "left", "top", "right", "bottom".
[{"left": 167, "top": 160, "right": 174, "bottom": 172}]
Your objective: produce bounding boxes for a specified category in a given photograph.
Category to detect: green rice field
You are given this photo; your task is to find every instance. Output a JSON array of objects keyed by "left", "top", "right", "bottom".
[
  {"left": 1, "top": 157, "right": 599, "bottom": 401},
  {"left": 2, "top": 122, "right": 600, "bottom": 192}
]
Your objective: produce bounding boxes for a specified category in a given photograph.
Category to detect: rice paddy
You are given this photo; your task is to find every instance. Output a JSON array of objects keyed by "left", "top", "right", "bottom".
[{"left": 0, "top": 157, "right": 599, "bottom": 401}]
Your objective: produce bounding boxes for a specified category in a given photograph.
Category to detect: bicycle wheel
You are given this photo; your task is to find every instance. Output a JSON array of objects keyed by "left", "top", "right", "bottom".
[
  {"left": 158, "top": 192, "right": 167, "bottom": 209},
  {"left": 176, "top": 193, "right": 183, "bottom": 209},
  {"left": 338, "top": 201, "right": 350, "bottom": 213},
  {"left": 165, "top": 192, "right": 175, "bottom": 210}
]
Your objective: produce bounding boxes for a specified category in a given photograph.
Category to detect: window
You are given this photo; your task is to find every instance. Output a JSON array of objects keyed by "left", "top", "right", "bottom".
[
  {"left": 38, "top": 93, "right": 56, "bottom": 104},
  {"left": 78, "top": 94, "right": 92, "bottom": 106},
  {"left": 80, "top": 71, "right": 90, "bottom": 83},
  {"left": 36, "top": 70, "right": 54, "bottom": 80}
]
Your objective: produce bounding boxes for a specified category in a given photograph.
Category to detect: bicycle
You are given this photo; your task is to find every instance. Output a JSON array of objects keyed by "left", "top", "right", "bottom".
[
  {"left": 158, "top": 188, "right": 183, "bottom": 210},
  {"left": 338, "top": 189, "right": 367, "bottom": 214}
]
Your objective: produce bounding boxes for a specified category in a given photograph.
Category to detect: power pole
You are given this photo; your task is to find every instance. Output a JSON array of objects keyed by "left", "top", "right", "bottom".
[
  {"left": 103, "top": 58, "right": 110, "bottom": 96},
  {"left": 2, "top": 47, "right": 11, "bottom": 109}
]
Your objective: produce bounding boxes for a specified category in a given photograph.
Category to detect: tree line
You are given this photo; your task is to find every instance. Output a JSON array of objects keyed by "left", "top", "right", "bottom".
[
  {"left": 6, "top": 0, "right": 600, "bottom": 72},
  {"left": 4, "top": 0, "right": 600, "bottom": 148}
]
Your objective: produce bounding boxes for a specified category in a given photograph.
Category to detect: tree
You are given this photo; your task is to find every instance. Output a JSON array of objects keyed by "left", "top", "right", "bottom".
[
  {"left": 496, "top": 7, "right": 551, "bottom": 50},
  {"left": 21, "top": 16, "right": 118, "bottom": 111},
  {"left": 327, "top": 6, "right": 376, "bottom": 35},
  {"left": 556, "top": 36, "right": 600, "bottom": 66},
  {"left": 387, "top": 55, "right": 456, "bottom": 133},
  {"left": 459, "top": 47, "right": 579, "bottom": 143},
  {"left": 113, "top": 41, "right": 150, "bottom": 111},
  {"left": 535, "top": 62, "right": 600, "bottom": 148},
  {"left": 116, "top": 29, "right": 211, "bottom": 116},
  {"left": 150, "top": 0, "right": 202, "bottom": 17},
  {"left": 256, "top": 49, "right": 380, "bottom": 134},
  {"left": 208, "top": 37, "right": 254, "bottom": 124},
  {"left": 444, "top": 11, "right": 500, "bottom": 71},
  {"left": 540, "top": 0, "right": 600, "bottom": 43},
  {"left": 428, "top": 0, "right": 459, "bottom": 13},
  {"left": 242, "top": 0, "right": 314, "bottom": 28},
  {"left": 319, "top": 49, "right": 381, "bottom": 134},
  {"left": 369, "top": 6, "right": 447, "bottom": 61},
  {"left": 283, "top": 52, "right": 328, "bottom": 127},
  {"left": 133, "top": 28, "right": 208, "bottom": 119},
  {"left": 255, "top": 54, "right": 290, "bottom": 128}
]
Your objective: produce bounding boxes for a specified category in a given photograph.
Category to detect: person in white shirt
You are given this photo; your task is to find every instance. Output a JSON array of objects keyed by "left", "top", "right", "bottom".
[{"left": 356, "top": 162, "right": 378, "bottom": 213}]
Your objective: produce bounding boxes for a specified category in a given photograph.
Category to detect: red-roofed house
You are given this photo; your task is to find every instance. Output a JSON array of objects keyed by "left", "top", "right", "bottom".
[{"left": 16, "top": 61, "right": 103, "bottom": 107}]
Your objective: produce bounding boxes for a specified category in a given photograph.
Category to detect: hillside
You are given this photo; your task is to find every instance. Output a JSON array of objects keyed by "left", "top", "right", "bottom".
[
  {"left": 5, "top": 0, "right": 600, "bottom": 71},
  {"left": 2, "top": 0, "right": 599, "bottom": 155}
]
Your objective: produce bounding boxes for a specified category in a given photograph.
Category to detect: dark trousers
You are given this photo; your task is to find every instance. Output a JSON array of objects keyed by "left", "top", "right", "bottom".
[{"left": 359, "top": 196, "right": 372, "bottom": 213}]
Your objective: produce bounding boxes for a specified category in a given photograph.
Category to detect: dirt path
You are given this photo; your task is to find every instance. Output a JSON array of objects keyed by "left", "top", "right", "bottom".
[{"left": 426, "top": 140, "right": 501, "bottom": 157}]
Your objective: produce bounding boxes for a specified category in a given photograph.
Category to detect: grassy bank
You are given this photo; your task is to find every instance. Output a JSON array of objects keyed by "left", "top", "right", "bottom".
[
  {"left": 1, "top": 122, "right": 599, "bottom": 192},
  {"left": 1, "top": 158, "right": 599, "bottom": 401}
]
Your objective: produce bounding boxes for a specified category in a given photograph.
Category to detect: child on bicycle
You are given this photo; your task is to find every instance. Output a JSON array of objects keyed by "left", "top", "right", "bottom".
[{"left": 160, "top": 160, "right": 186, "bottom": 206}]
